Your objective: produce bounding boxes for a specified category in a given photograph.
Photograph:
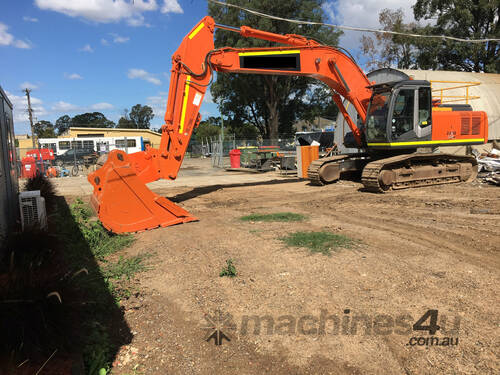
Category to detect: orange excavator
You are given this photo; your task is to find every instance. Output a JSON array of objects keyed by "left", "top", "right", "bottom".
[{"left": 88, "top": 16, "right": 488, "bottom": 233}]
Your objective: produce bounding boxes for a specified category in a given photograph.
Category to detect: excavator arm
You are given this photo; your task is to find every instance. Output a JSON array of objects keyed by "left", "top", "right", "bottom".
[{"left": 88, "top": 16, "right": 374, "bottom": 233}]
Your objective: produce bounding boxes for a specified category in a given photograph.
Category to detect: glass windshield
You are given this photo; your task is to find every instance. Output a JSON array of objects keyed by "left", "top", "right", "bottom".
[{"left": 366, "top": 91, "right": 390, "bottom": 142}]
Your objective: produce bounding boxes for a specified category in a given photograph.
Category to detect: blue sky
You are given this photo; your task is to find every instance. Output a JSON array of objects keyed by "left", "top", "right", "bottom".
[{"left": 1, "top": 0, "right": 416, "bottom": 134}]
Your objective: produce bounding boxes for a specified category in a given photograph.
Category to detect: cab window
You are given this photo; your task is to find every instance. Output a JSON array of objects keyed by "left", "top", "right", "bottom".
[
  {"left": 366, "top": 92, "right": 390, "bottom": 141},
  {"left": 391, "top": 89, "right": 415, "bottom": 137}
]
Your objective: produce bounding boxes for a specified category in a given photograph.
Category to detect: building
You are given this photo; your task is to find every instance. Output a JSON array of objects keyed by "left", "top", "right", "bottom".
[
  {"left": 61, "top": 127, "right": 162, "bottom": 147},
  {"left": 0, "top": 86, "right": 19, "bottom": 238},
  {"left": 16, "top": 127, "right": 163, "bottom": 158}
]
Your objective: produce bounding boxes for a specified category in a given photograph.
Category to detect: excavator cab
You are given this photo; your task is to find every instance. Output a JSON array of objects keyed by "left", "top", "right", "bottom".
[{"left": 365, "top": 80, "right": 433, "bottom": 147}]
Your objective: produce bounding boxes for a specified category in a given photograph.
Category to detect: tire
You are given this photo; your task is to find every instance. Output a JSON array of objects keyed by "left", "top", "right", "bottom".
[{"left": 71, "top": 165, "right": 79, "bottom": 176}]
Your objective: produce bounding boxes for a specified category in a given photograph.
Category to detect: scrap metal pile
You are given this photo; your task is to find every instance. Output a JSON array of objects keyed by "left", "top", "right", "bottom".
[{"left": 474, "top": 144, "right": 500, "bottom": 186}]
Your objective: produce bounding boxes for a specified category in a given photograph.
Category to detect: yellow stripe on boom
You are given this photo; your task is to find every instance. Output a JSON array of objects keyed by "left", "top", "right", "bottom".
[
  {"left": 179, "top": 75, "right": 191, "bottom": 133},
  {"left": 189, "top": 23, "right": 204, "bottom": 40},
  {"left": 367, "top": 138, "right": 484, "bottom": 147},
  {"left": 238, "top": 50, "right": 301, "bottom": 56}
]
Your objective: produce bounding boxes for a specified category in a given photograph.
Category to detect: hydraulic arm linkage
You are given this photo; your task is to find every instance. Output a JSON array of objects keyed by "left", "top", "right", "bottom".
[{"left": 88, "top": 16, "right": 374, "bottom": 233}]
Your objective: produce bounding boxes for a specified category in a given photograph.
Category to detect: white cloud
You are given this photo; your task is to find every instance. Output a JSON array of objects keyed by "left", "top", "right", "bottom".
[
  {"left": 101, "top": 38, "right": 109, "bottom": 45},
  {"left": 0, "top": 22, "right": 32, "bottom": 49},
  {"left": 127, "top": 68, "right": 161, "bottom": 85},
  {"left": 146, "top": 93, "right": 167, "bottom": 118},
  {"left": 20, "top": 82, "right": 39, "bottom": 90},
  {"left": 90, "top": 102, "right": 114, "bottom": 110},
  {"left": 79, "top": 44, "right": 93, "bottom": 53},
  {"left": 23, "top": 16, "right": 39, "bottom": 22},
  {"left": 323, "top": 0, "right": 418, "bottom": 49},
  {"left": 52, "top": 101, "right": 80, "bottom": 112},
  {"left": 5, "top": 90, "right": 47, "bottom": 124},
  {"left": 110, "top": 33, "right": 130, "bottom": 43},
  {"left": 64, "top": 72, "right": 83, "bottom": 80},
  {"left": 35, "top": 0, "right": 183, "bottom": 26},
  {"left": 161, "top": 0, "right": 183, "bottom": 14}
]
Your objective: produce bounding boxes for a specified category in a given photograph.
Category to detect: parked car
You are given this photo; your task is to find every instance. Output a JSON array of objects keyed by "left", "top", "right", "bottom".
[{"left": 54, "top": 148, "right": 97, "bottom": 167}]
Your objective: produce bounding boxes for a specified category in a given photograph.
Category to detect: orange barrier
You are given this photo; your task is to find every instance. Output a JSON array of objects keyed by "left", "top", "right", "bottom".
[{"left": 296, "top": 145, "right": 319, "bottom": 178}]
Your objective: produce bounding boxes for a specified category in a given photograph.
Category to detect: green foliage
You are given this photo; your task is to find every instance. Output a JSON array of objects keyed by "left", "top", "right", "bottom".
[
  {"left": 220, "top": 258, "right": 237, "bottom": 277},
  {"left": 103, "top": 255, "right": 148, "bottom": 281},
  {"left": 70, "top": 112, "right": 115, "bottom": 128},
  {"left": 280, "top": 231, "right": 355, "bottom": 255},
  {"left": 413, "top": 0, "right": 498, "bottom": 72},
  {"left": 70, "top": 198, "right": 134, "bottom": 261},
  {"left": 208, "top": 0, "right": 342, "bottom": 139},
  {"left": 195, "top": 117, "right": 221, "bottom": 140},
  {"left": 240, "top": 212, "right": 306, "bottom": 222},
  {"left": 55, "top": 115, "right": 71, "bottom": 135},
  {"left": 25, "top": 173, "right": 57, "bottom": 212},
  {"left": 33, "top": 120, "right": 56, "bottom": 138},
  {"left": 362, "top": 2, "right": 499, "bottom": 73}
]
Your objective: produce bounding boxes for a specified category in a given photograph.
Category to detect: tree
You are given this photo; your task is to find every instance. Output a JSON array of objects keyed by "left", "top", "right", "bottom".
[
  {"left": 413, "top": 0, "right": 499, "bottom": 72},
  {"left": 55, "top": 115, "right": 71, "bottom": 135},
  {"left": 360, "top": 8, "right": 417, "bottom": 70},
  {"left": 208, "top": 0, "right": 342, "bottom": 140},
  {"left": 116, "top": 109, "right": 136, "bottom": 129},
  {"left": 195, "top": 117, "right": 221, "bottom": 141},
  {"left": 71, "top": 112, "right": 115, "bottom": 128},
  {"left": 129, "top": 104, "right": 154, "bottom": 129},
  {"left": 33, "top": 120, "right": 56, "bottom": 138},
  {"left": 361, "top": 2, "right": 499, "bottom": 73}
]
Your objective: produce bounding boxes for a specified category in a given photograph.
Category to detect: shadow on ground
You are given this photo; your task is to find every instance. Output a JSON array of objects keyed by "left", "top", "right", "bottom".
[
  {"left": 0, "top": 196, "right": 132, "bottom": 373},
  {"left": 169, "top": 178, "right": 302, "bottom": 203}
]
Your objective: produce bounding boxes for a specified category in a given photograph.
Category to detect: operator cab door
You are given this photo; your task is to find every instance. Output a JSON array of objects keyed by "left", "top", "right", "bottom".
[{"left": 388, "top": 85, "right": 432, "bottom": 144}]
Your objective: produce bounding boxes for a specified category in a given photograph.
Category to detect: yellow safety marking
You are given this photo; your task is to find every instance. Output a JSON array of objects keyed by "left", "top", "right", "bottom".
[
  {"left": 367, "top": 138, "right": 484, "bottom": 147},
  {"left": 238, "top": 50, "right": 301, "bottom": 56},
  {"left": 179, "top": 75, "right": 191, "bottom": 133},
  {"left": 189, "top": 22, "right": 205, "bottom": 40},
  {"left": 432, "top": 107, "right": 452, "bottom": 112}
]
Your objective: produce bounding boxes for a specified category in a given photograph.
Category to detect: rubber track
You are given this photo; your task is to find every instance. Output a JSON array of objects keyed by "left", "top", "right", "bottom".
[
  {"left": 361, "top": 153, "right": 478, "bottom": 193},
  {"left": 307, "top": 155, "right": 349, "bottom": 185}
]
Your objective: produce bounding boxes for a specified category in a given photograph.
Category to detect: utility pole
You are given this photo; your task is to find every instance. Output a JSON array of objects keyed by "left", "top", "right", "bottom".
[{"left": 24, "top": 88, "right": 36, "bottom": 148}]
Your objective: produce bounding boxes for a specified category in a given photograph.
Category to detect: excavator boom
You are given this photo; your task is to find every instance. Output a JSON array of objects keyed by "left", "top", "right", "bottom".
[{"left": 88, "top": 16, "right": 376, "bottom": 233}]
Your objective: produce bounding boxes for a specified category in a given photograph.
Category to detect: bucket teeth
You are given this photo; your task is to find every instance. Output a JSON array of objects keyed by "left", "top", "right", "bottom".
[{"left": 88, "top": 150, "right": 197, "bottom": 234}]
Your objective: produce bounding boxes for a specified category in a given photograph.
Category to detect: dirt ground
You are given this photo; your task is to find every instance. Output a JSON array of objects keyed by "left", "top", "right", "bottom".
[{"left": 60, "top": 159, "right": 500, "bottom": 374}]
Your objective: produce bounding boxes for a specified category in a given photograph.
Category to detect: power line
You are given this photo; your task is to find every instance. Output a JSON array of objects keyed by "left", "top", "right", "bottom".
[{"left": 208, "top": 0, "right": 499, "bottom": 44}]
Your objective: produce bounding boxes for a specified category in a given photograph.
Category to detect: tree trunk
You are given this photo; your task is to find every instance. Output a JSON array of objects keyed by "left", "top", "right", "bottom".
[{"left": 265, "top": 76, "right": 279, "bottom": 141}]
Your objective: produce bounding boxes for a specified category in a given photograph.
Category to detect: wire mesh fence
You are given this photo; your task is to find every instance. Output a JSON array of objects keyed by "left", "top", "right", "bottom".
[{"left": 15, "top": 133, "right": 307, "bottom": 177}]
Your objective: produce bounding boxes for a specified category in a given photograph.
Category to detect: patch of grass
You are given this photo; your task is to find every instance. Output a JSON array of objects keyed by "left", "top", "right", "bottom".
[
  {"left": 280, "top": 231, "right": 355, "bottom": 255},
  {"left": 240, "top": 212, "right": 306, "bottom": 222},
  {"left": 103, "top": 254, "right": 149, "bottom": 281},
  {"left": 219, "top": 259, "right": 237, "bottom": 277},
  {"left": 70, "top": 198, "right": 134, "bottom": 260}
]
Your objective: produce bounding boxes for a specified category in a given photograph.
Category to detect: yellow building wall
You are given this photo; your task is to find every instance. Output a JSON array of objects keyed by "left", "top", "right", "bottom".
[{"left": 64, "top": 127, "right": 162, "bottom": 147}]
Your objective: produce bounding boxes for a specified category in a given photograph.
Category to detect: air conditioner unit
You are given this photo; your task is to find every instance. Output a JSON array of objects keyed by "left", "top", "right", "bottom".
[{"left": 19, "top": 190, "right": 47, "bottom": 231}]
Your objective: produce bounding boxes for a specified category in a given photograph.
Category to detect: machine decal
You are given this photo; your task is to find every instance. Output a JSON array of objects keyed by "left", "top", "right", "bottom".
[
  {"left": 179, "top": 75, "right": 191, "bottom": 133},
  {"left": 189, "top": 22, "right": 205, "bottom": 39}
]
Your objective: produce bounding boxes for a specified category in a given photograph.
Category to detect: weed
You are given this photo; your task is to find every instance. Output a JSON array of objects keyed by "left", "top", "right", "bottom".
[
  {"left": 220, "top": 258, "right": 237, "bottom": 277},
  {"left": 280, "top": 231, "right": 355, "bottom": 255},
  {"left": 240, "top": 212, "right": 306, "bottom": 222},
  {"left": 25, "top": 174, "right": 57, "bottom": 213},
  {"left": 70, "top": 199, "right": 134, "bottom": 260},
  {"left": 103, "top": 255, "right": 148, "bottom": 281}
]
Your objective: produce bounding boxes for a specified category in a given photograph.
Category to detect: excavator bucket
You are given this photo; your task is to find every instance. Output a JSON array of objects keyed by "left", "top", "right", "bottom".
[{"left": 88, "top": 150, "right": 197, "bottom": 234}]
